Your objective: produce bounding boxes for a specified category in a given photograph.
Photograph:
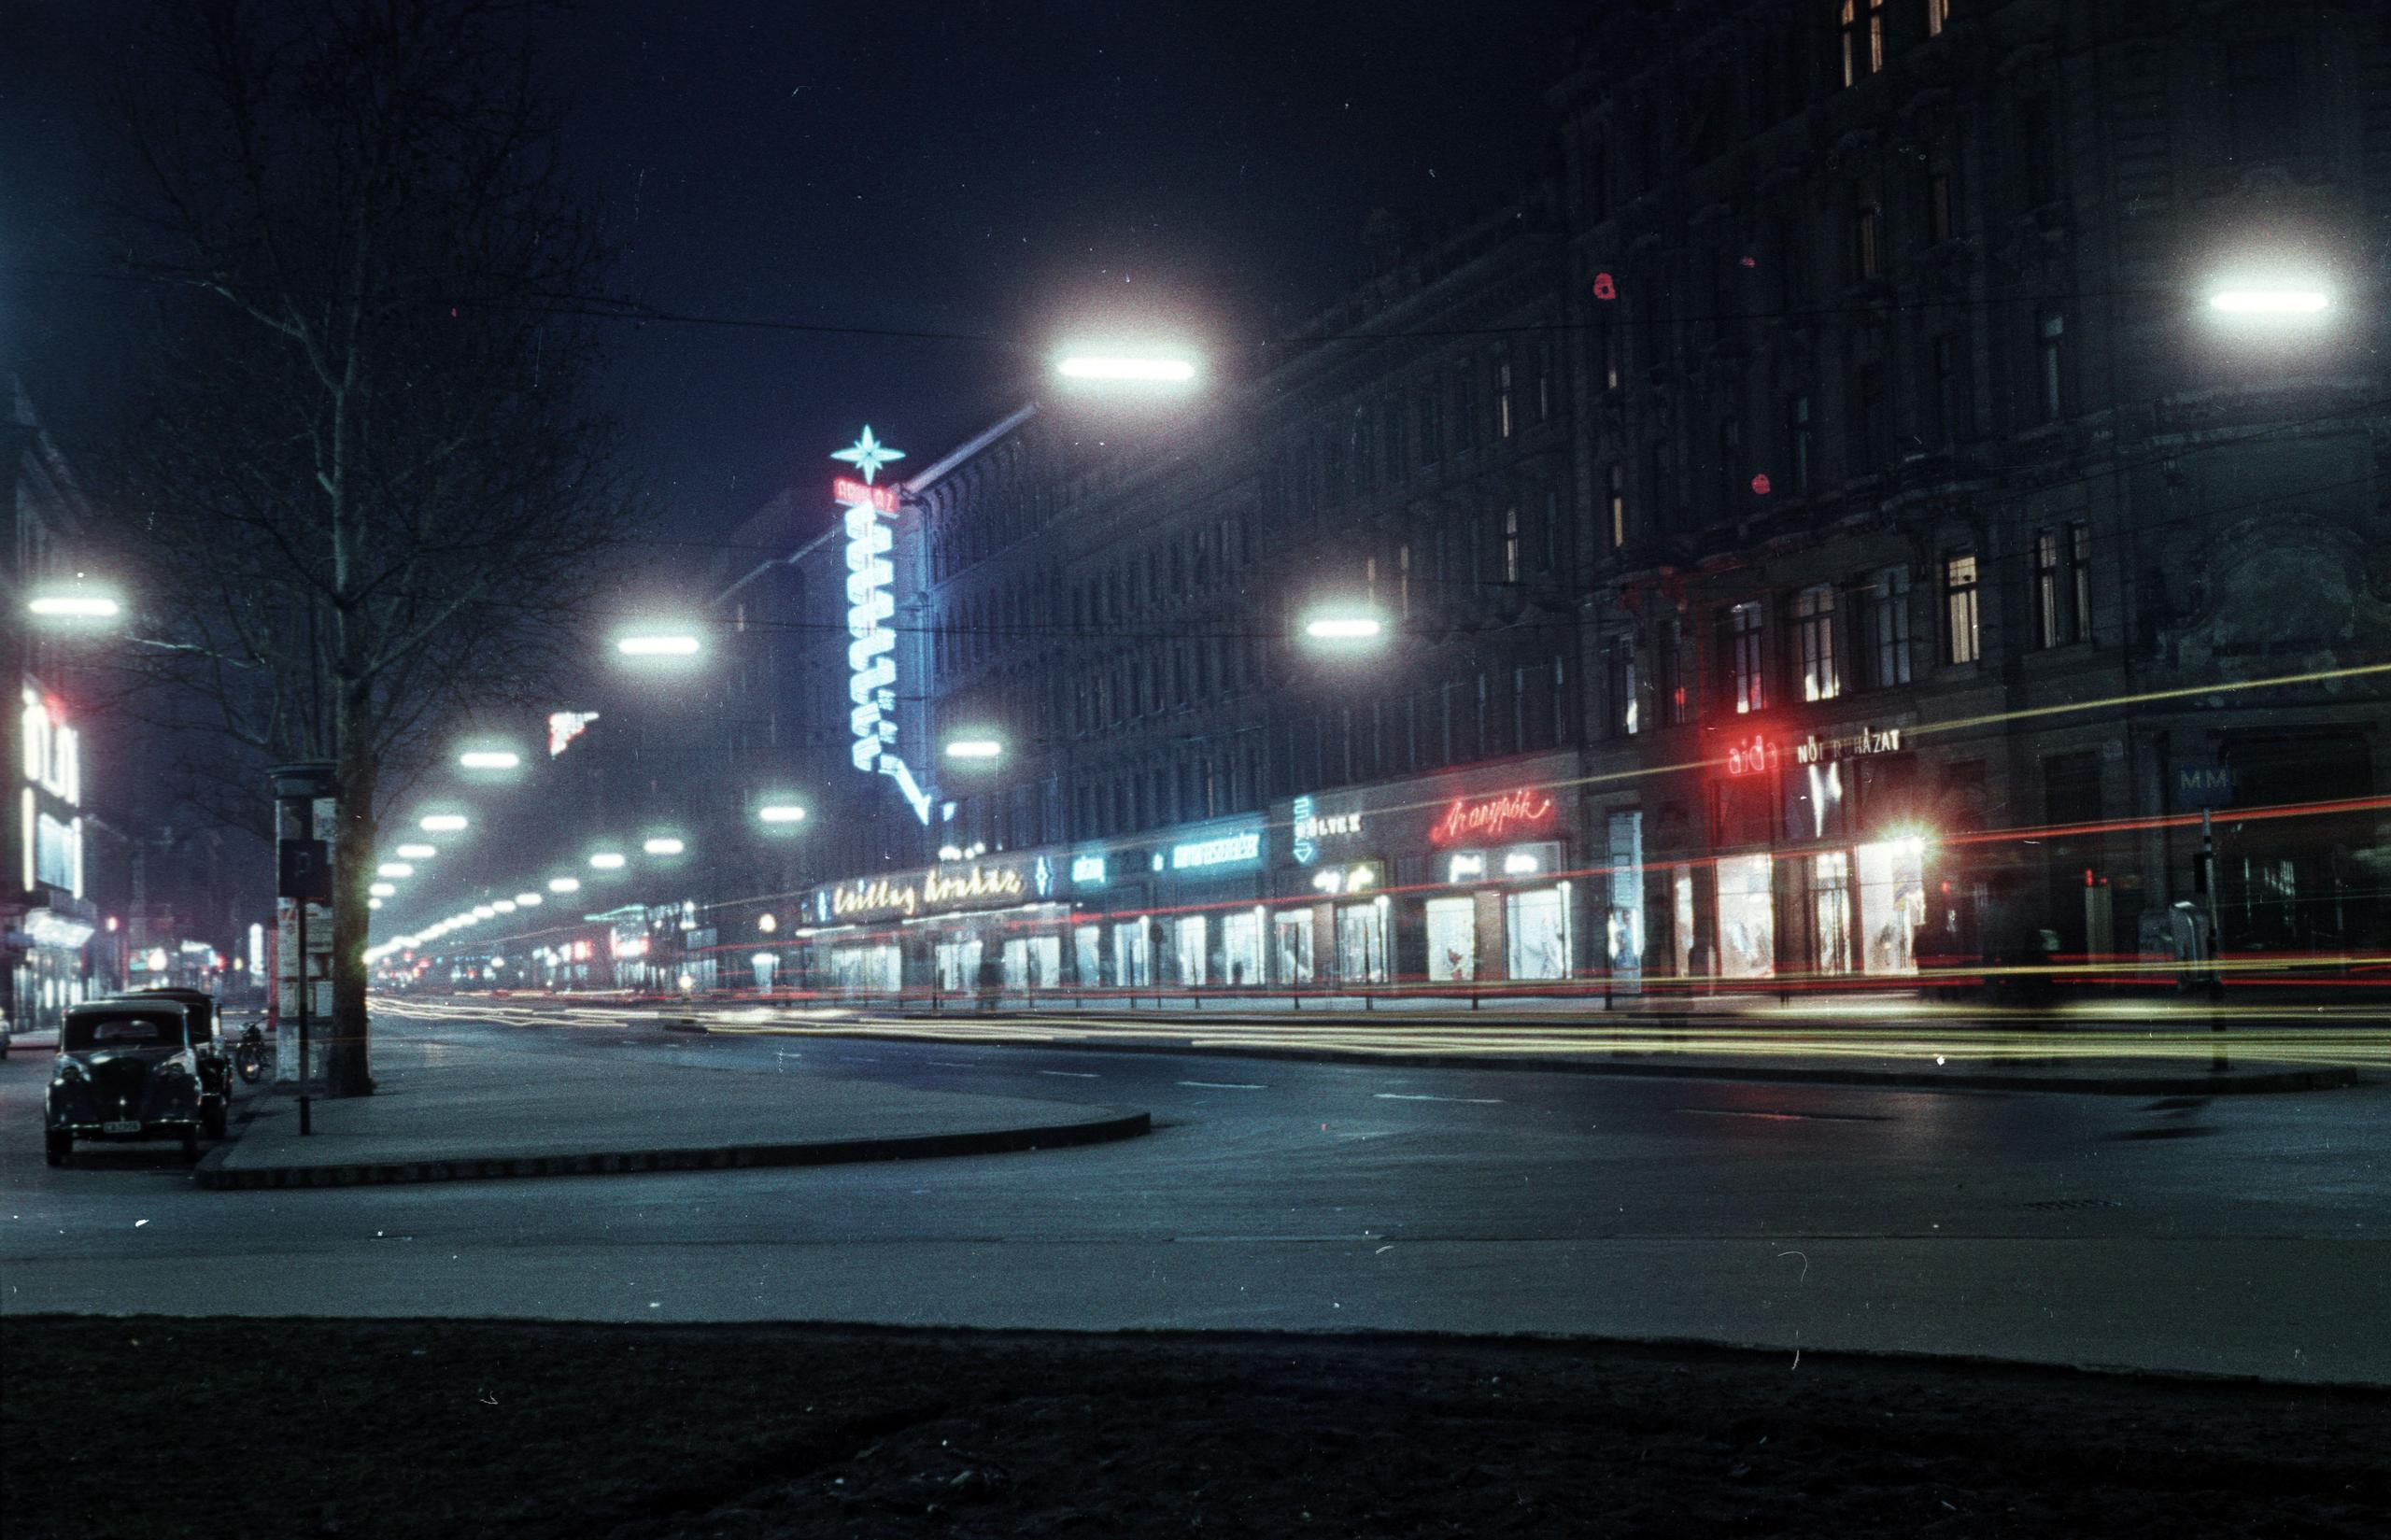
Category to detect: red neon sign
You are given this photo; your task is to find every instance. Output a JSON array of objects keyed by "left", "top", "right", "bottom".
[
  {"left": 834, "top": 476, "right": 901, "bottom": 515},
  {"left": 1429, "top": 786, "right": 1556, "bottom": 847},
  {"left": 1723, "top": 733, "right": 1782, "bottom": 777}
]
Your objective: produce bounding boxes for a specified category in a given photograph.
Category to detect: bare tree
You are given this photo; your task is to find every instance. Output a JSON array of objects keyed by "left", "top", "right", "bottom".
[{"left": 98, "top": 0, "right": 644, "bottom": 1095}]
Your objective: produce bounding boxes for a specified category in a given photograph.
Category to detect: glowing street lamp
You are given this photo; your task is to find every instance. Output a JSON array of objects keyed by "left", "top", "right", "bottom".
[
  {"left": 458, "top": 748, "right": 522, "bottom": 770},
  {"left": 369, "top": 882, "right": 397, "bottom": 898},
  {"left": 944, "top": 738, "right": 1004, "bottom": 762},
  {"left": 757, "top": 803, "right": 808, "bottom": 825},
  {"left": 547, "top": 876, "right": 582, "bottom": 894},
  {"left": 2208, "top": 287, "right": 2329, "bottom": 315},
  {"left": 471, "top": 905, "right": 496, "bottom": 920},
  {"left": 1303, "top": 607, "right": 1387, "bottom": 646},
  {"left": 395, "top": 843, "right": 437, "bottom": 859},
  {"left": 1055, "top": 352, "right": 1200, "bottom": 385},
  {"left": 419, "top": 813, "right": 469, "bottom": 833},
  {"left": 615, "top": 631, "right": 701, "bottom": 658},
  {"left": 25, "top": 590, "right": 123, "bottom": 622},
  {"left": 643, "top": 836, "right": 686, "bottom": 856},
  {"left": 492, "top": 899, "right": 517, "bottom": 914},
  {"left": 588, "top": 851, "right": 626, "bottom": 870},
  {"left": 375, "top": 862, "right": 415, "bottom": 879}
]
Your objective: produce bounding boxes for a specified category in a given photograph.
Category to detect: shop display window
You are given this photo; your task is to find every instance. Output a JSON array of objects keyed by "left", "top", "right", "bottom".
[
  {"left": 1174, "top": 914, "right": 1209, "bottom": 986},
  {"left": 1856, "top": 841, "right": 1925, "bottom": 974},
  {"left": 1506, "top": 887, "right": 1571, "bottom": 980},
  {"left": 1812, "top": 850, "right": 1854, "bottom": 974},
  {"left": 1672, "top": 866, "right": 1697, "bottom": 978},
  {"left": 1607, "top": 811, "right": 1644, "bottom": 982},
  {"left": 1074, "top": 925, "right": 1104, "bottom": 988},
  {"left": 1336, "top": 901, "right": 1390, "bottom": 983},
  {"left": 1272, "top": 911, "right": 1315, "bottom": 984},
  {"left": 1222, "top": 909, "right": 1265, "bottom": 988},
  {"left": 1718, "top": 853, "right": 1775, "bottom": 979},
  {"left": 1425, "top": 896, "right": 1477, "bottom": 982},
  {"left": 1113, "top": 922, "right": 1153, "bottom": 987}
]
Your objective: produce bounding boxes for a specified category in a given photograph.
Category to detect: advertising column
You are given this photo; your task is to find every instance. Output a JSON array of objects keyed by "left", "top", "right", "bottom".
[{"left": 269, "top": 762, "right": 336, "bottom": 1125}]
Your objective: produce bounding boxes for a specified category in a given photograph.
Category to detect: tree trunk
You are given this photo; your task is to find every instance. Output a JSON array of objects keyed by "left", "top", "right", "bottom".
[{"left": 328, "top": 684, "right": 379, "bottom": 1096}]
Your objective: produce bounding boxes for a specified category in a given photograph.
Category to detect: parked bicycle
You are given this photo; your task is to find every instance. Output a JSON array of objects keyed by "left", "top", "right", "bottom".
[{"left": 233, "top": 1023, "right": 268, "bottom": 1084}]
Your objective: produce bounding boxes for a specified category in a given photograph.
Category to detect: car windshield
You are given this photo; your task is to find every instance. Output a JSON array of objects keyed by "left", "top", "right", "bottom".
[{"left": 62, "top": 1014, "right": 188, "bottom": 1053}]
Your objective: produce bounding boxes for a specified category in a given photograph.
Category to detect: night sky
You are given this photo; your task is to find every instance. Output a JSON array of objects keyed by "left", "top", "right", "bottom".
[{"left": 7, "top": 0, "right": 1592, "bottom": 549}]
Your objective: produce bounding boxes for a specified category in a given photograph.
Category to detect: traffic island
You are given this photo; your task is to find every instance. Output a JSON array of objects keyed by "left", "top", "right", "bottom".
[
  {"left": 3, "top": 1317, "right": 2384, "bottom": 1540},
  {"left": 193, "top": 1055, "right": 1148, "bottom": 1190}
]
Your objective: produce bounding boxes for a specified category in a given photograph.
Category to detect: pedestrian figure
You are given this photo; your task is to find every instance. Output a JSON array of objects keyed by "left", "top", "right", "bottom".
[{"left": 975, "top": 952, "right": 1002, "bottom": 1012}]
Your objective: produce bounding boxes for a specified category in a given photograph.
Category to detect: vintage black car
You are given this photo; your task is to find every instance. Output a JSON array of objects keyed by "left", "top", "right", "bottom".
[
  {"left": 108, "top": 987, "right": 233, "bottom": 1128},
  {"left": 45, "top": 1001, "right": 215, "bottom": 1166}
]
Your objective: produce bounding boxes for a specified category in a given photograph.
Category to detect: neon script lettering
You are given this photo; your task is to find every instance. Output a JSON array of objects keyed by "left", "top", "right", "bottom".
[{"left": 1429, "top": 787, "right": 1555, "bottom": 846}]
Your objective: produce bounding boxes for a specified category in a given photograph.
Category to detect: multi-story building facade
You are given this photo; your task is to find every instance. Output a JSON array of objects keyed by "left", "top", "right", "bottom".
[
  {"left": 419, "top": 0, "right": 2386, "bottom": 1000},
  {"left": 1556, "top": 0, "right": 2387, "bottom": 983}
]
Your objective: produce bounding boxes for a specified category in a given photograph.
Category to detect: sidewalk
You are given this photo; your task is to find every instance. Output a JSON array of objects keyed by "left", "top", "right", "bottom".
[{"left": 197, "top": 1041, "right": 1149, "bottom": 1191}]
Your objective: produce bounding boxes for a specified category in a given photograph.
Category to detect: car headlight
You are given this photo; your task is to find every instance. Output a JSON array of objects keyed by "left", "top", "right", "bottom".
[
  {"left": 52, "top": 1060, "right": 87, "bottom": 1084},
  {"left": 159, "top": 1053, "right": 198, "bottom": 1081}
]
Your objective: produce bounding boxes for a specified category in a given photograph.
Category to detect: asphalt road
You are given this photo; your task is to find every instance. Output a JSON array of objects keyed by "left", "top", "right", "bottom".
[{"left": 4, "top": 1007, "right": 2385, "bottom": 1383}]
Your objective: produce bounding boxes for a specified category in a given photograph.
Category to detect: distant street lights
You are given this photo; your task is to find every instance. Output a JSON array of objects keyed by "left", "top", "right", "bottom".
[
  {"left": 642, "top": 836, "right": 686, "bottom": 855},
  {"left": 757, "top": 803, "right": 808, "bottom": 825},
  {"left": 419, "top": 813, "right": 469, "bottom": 833},
  {"left": 546, "top": 876, "right": 581, "bottom": 894},
  {"left": 587, "top": 851, "right": 626, "bottom": 870},
  {"left": 394, "top": 843, "right": 437, "bottom": 859}
]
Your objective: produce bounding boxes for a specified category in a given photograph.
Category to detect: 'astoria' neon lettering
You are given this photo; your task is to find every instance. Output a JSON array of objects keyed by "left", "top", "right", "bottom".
[{"left": 1429, "top": 786, "right": 1555, "bottom": 846}]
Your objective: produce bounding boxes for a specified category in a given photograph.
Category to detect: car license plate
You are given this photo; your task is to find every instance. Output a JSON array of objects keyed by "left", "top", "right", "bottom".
[{"left": 102, "top": 1120, "right": 141, "bottom": 1135}]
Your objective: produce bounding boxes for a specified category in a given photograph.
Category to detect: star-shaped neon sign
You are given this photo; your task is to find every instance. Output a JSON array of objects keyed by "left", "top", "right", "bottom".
[{"left": 831, "top": 426, "right": 906, "bottom": 485}]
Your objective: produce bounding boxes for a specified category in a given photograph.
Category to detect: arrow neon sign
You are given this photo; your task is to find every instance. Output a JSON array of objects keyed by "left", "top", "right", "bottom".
[{"left": 836, "top": 428, "right": 930, "bottom": 824}]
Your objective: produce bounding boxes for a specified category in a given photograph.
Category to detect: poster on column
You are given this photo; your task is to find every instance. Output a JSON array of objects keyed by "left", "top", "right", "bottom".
[{"left": 274, "top": 899, "right": 333, "bottom": 1080}]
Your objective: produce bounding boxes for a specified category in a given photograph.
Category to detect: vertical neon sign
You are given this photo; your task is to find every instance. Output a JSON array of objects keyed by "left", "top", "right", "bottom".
[{"left": 833, "top": 428, "right": 932, "bottom": 823}]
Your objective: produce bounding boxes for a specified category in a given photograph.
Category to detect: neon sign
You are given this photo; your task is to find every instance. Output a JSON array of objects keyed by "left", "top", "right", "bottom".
[
  {"left": 1725, "top": 726, "right": 1903, "bottom": 776},
  {"left": 1290, "top": 795, "right": 1365, "bottom": 865},
  {"left": 826, "top": 861, "right": 1027, "bottom": 922},
  {"left": 548, "top": 710, "right": 599, "bottom": 757},
  {"left": 1170, "top": 828, "right": 1264, "bottom": 871},
  {"left": 835, "top": 428, "right": 931, "bottom": 824},
  {"left": 1429, "top": 787, "right": 1555, "bottom": 847}
]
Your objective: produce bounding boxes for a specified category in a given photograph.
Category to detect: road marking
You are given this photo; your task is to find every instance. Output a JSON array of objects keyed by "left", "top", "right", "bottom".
[
  {"left": 927, "top": 1060, "right": 977, "bottom": 1067},
  {"left": 1373, "top": 1093, "right": 1504, "bottom": 1105},
  {"left": 1177, "top": 1081, "right": 1266, "bottom": 1090},
  {"left": 1674, "top": 1107, "right": 1890, "bottom": 1123},
  {"left": 1038, "top": 1069, "right": 1100, "bottom": 1079}
]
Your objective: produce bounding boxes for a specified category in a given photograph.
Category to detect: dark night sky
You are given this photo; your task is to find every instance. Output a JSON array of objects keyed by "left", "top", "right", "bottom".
[{"left": 7, "top": 0, "right": 1592, "bottom": 550}]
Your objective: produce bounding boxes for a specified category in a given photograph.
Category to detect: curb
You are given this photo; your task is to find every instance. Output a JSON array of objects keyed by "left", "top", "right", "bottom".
[
  {"left": 693, "top": 1021, "right": 2363, "bottom": 1097},
  {"left": 192, "top": 1106, "right": 1150, "bottom": 1191}
]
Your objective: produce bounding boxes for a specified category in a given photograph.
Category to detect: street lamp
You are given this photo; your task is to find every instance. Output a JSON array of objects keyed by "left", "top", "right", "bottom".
[
  {"left": 394, "top": 843, "right": 437, "bottom": 859},
  {"left": 588, "top": 851, "right": 626, "bottom": 870},
  {"left": 944, "top": 737, "right": 1004, "bottom": 762},
  {"left": 369, "top": 882, "right": 397, "bottom": 897},
  {"left": 458, "top": 748, "right": 522, "bottom": 770},
  {"left": 2208, "top": 287, "right": 2330, "bottom": 315},
  {"left": 757, "top": 803, "right": 808, "bottom": 825},
  {"left": 420, "top": 813, "right": 469, "bottom": 833},
  {"left": 1302, "top": 605, "right": 1388, "bottom": 646},
  {"left": 642, "top": 836, "right": 686, "bottom": 856},
  {"left": 375, "top": 862, "right": 415, "bottom": 878},
  {"left": 513, "top": 892, "right": 544, "bottom": 907},
  {"left": 547, "top": 876, "right": 581, "bottom": 894},
  {"left": 25, "top": 590, "right": 123, "bottom": 622},
  {"left": 1054, "top": 352, "right": 1200, "bottom": 385},
  {"left": 615, "top": 630, "right": 702, "bottom": 659}
]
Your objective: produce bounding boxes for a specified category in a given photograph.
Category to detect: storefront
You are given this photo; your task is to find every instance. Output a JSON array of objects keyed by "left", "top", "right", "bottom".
[
  {"left": 1700, "top": 722, "right": 1931, "bottom": 981},
  {"left": 1146, "top": 813, "right": 1271, "bottom": 989},
  {"left": 804, "top": 851, "right": 1073, "bottom": 997},
  {"left": 1271, "top": 751, "right": 1587, "bottom": 991}
]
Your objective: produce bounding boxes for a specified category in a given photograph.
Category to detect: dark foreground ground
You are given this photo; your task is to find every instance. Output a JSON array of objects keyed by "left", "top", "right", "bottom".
[{"left": 6, "top": 1319, "right": 2386, "bottom": 1539}]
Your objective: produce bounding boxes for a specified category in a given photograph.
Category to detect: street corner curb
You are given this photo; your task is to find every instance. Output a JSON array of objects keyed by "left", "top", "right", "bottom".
[
  {"left": 191, "top": 1107, "right": 1151, "bottom": 1190},
  {"left": 190, "top": 1095, "right": 274, "bottom": 1182},
  {"left": 660, "top": 1016, "right": 704, "bottom": 1033}
]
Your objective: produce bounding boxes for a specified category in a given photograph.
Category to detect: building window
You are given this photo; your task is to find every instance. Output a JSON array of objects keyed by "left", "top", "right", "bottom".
[
  {"left": 1840, "top": 0, "right": 1884, "bottom": 88},
  {"left": 2034, "top": 521, "right": 2092, "bottom": 647},
  {"left": 1788, "top": 394, "right": 1813, "bottom": 496},
  {"left": 1606, "top": 635, "right": 1640, "bottom": 737},
  {"left": 1503, "top": 506, "right": 1521, "bottom": 584},
  {"left": 1792, "top": 584, "right": 1841, "bottom": 702},
  {"left": 1862, "top": 566, "right": 1913, "bottom": 688},
  {"left": 1606, "top": 461, "right": 1626, "bottom": 549},
  {"left": 1853, "top": 204, "right": 1881, "bottom": 281},
  {"left": 2226, "top": 40, "right": 2298, "bottom": 165},
  {"left": 1930, "top": 333, "right": 1961, "bottom": 445},
  {"left": 1601, "top": 324, "right": 1622, "bottom": 391},
  {"left": 1724, "top": 600, "right": 1767, "bottom": 714},
  {"left": 1550, "top": 655, "right": 1571, "bottom": 745},
  {"left": 1944, "top": 552, "right": 1980, "bottom": 665},
  {"left": 2019, "top": 93, "right": 2058, "bottom": 206},
  {"left": 1497, "top": 360, "right": 1515, "bottom": 439},
  {"left": 2038, "top": 307, "right": 2068, "bottom": 423},
  {"left": 1658, "top": 616, "right": 1688, "bottom": 726},
  {"left": 1397, "top": 544, "right": 1413, "bottom": 616},
  {"left": 1851, "top": 361, "right": 1886, "bottom": 471},
  {"left": 1927, "top": 0, "right": 1948, "bottom": 37}
]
